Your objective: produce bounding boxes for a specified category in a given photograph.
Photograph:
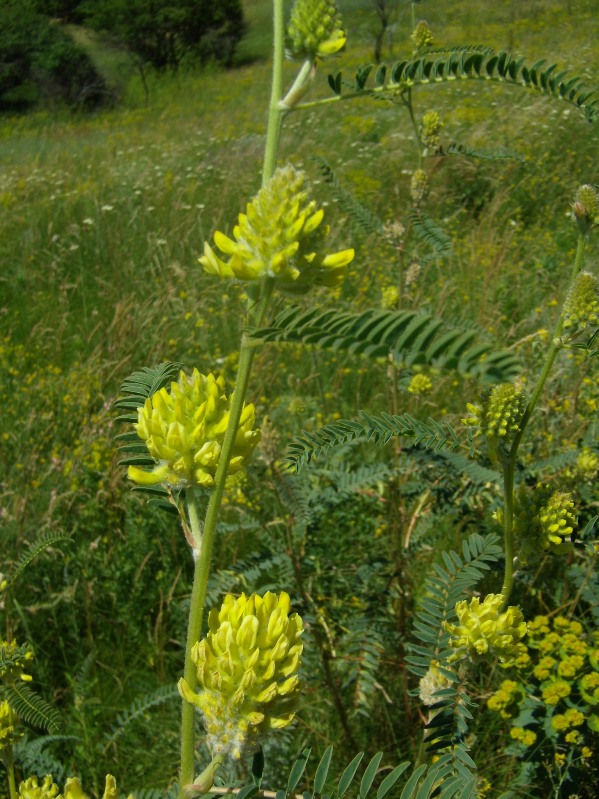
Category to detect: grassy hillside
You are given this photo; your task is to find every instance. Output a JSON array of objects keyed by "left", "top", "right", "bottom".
[{"left": 0, "top": 0, "right": 598, "bottom": 795}]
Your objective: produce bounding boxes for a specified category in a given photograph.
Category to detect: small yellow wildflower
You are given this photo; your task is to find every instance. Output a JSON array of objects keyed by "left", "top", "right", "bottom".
[
  {"left": 286, "top": 0, "right": 346, "bottom": 58},
  {"left": 444, "top": 594, "right": 527, "bottom": 663},
  {"left": 542, "top": 679, "right": 571, "bottom": 705},
  {"left": 408, "top": 374, "right": 433, "bottom": 396}
]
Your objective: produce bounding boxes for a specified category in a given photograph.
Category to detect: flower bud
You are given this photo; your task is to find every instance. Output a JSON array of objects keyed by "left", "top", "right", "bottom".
[
  {"left": 179, "top": 591, "right": 303, "bottom": 759},
  {"left": 463, "top": 382, "right": 527, "bottom": 462},
  {"left": 287, "top": 0, "right": 346, "bottom": 58},
  {"left": 200, "top": 165, "right": 353, "bottom": 295},
  {"left": 420, "top": 111, "right": 442, "bottom": 150},
  {"left": 128, "top": 369, "right": 260, "bottom": 489},
  {"left": 571, "top": 184, "right": 599, "bottom": 234},
  {"left": 563, "top": 271, "right": 599, "bottom": 332},
  {"left": 411, "top": 21, "right": 433, "bottom": 53},
  {"left": 0, "top": 699, "right": 19, "bottom": 749},
  {"left": 410, "top": 169, "right": 429, "bottom": 206},
  {"left": 444, "top": 594, "right": 527, "bottom": 664}
]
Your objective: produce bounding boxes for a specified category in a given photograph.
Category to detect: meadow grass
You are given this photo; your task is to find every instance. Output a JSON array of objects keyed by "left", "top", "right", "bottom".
[{"left": 0, "top": 0, "right": 598, "bottom": 793}]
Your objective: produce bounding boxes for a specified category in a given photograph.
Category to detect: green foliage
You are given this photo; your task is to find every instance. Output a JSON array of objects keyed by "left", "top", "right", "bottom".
[
  {"left": 5, "top": 684, "right": 63, "bottom": 735},
  {"left": 79, "top": 0, "right": 246, "bottom": 70},
  {"left": 334, "top": 49, "right": 598, "bottom": 122},
  {"left": 0, "top": 0, "right": 107, "bottom": 109},
  {"left": 285, "top": 411, "right": 461, "bottom": 471},
  {"left": 3, "top": 532, "right": 73, "bottom": 592},
  {"left": 252, "top": 306, "right": 520, "bottom": 381},
  {"left": 251, "top": 745, "right": 477, "bottom": 799}
]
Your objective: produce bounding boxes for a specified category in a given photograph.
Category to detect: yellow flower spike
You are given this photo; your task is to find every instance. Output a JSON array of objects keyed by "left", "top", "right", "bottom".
[
  {"left": 128, "top": 369, "right": 260, "bottom": 489},
  {"left": 199, "top": 165, "right": 354, "bottom": 295},
  {"left": 464, "top": 382, "right": 527, "bottom": 463},
  {"left": 18, "top": 776, "right": 61, "bottom": 799},
  {"left": 411, "top": 21, "right": 434, "bottom": 53},
  {"left": 286, "top": 0, "right": 346, "bottom": 59},
  {"left": 444, "top": 594, "right": 527, "bottom": 664},
  {"left": 178, "top": 591, "right": 303, "bottom": 760}
]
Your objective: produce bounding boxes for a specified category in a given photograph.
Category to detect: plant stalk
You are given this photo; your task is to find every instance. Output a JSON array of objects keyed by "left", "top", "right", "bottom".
[{"left": 500, "top": 231, "right": 587, "bottom": 603}]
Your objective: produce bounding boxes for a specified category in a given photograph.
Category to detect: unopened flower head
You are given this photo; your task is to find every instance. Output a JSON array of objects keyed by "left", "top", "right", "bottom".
[
  {"left": 179, "top": 591, "right": 303, "bottom": 759},
  {"left": 563, "top": 271, "right": 599, "bottom": 332},
  {"left": 463, "top": 382, "right": 527, "bottom": 461},
  {"left": 420, "top": 111, "right": 443, "bottom": 150},
  {"left": 127, "top": 369, "right": 260, "bottom": 489},
  {"left": 571, "top": 184, "right": 599, "bottom": 233},
  {"left": 576, "top": 447, "right": 599, "bottom": 480},
  {"left": 418, "top": 660, "right": 452, "bottom": 706},
  {"left": 0, "top": 638, "right": 33, "bottom": 685},
  {"left": 287, "top": 0, "right": 346, "bottom": 58},
  {"left": 410, "top": 169, "right": 429, "bottom": 206},
  {"left": 200, "top": 165, "right": 354, "bottom": 295},
  {"left": 411, "top": 20, "right": 433, "bottom": 52},
  {"left": 444, "top": 594, "right": 527, "bottom": 663}
]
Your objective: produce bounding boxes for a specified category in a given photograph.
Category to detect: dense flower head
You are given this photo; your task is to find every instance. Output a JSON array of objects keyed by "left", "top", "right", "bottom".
[
  {"left": 179, "top": 591, "right": 303, "bottom": 759},
  {"left": 200, "top": 165, "right": 354, "bottom": 294},
  {"left": 127, "top": 369, "right": 260, "bottom": 489},
  {"left": 507, "top": 482, "right": 577, "bottom": 563},
  {"left": 286, "top": 0, "right": 346, "bottom": 58},
  {"left": 444, "top": 594, "right": 527, "bottom": 663},
  {"left": 411, "top": 20, "right": 434, "bottom": 52},
  {"left": 420, "top": 111, "right": 443, "bottom": 149},
  {"left": 464, "top": 382, "right": 527, "bottom": 462},
  {"left": 0, "top": 638, "right": 33, "bottom": 685},
  {"left": 563, "top": 271, "right": 599, "bottom": 332}
]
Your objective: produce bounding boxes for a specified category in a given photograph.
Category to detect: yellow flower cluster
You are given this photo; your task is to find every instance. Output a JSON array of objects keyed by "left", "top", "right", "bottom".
[
  {"left": 18, "top": 775, "right": 132, "bottom": 799},
  {"left": 503, "top": 482, "right": 577, "bottom": 563},
  {"left": 0, "top": 700, "right": 18, "bottom": 749},
  {"left": 200, "top": 165, "right": 353, "bottom": 295},
  {"left": 509, "top": 726, "right": 537, "bottom": 747},
  {"left": 179, "top": 592, "right": 303, "bottom": 759},
  {"left": 128, "top": 369, "right": 260, "bottom": 489},
  {"left": 286, "top": 0, "right": 346, "bottom": 58},
  {"left": 408, "top": 374, "right": 433, "bottom": 395},
  {"left": 488, "top": 614, "right": 598, "bottom": 764},
  {"left": 486, "top": 679, "right": 524, "bottom": 718},
  {"left": 444, "top": 594, "right": 527, "bottom": 663},
  {"left": 0, "top": 639, "right": 34, "bottom": 685},
  {"left": 410, "top": 169, "right": 429, "bottom": 206}
]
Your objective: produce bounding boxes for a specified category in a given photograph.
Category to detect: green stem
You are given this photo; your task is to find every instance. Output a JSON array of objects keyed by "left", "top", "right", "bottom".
[
  {"left": 263, "top": 0, "right": 286, "bottom": 182},
  {"left": 3, "top": 746, "right": 17, "bottom": 799},
  {"left": 499, "top": 231, "right": 587, "bottom": 604},
  {"left": 179, "top": 281, "right": 274, "bottom": 794}
]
